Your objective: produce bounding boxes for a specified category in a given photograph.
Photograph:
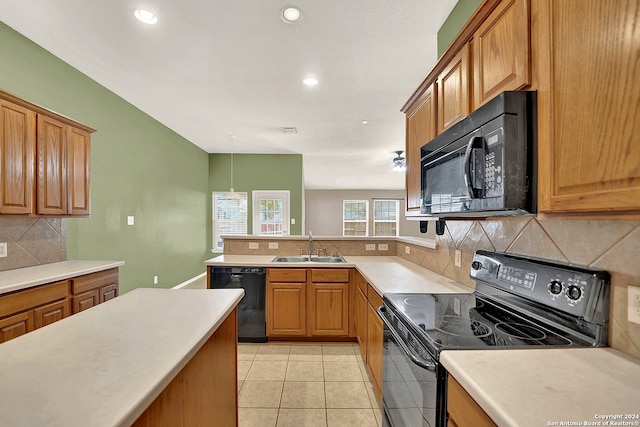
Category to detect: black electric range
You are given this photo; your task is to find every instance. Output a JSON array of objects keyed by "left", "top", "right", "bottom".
[{"left": 379, "top": 250, "right": 610, "bottom": 427}]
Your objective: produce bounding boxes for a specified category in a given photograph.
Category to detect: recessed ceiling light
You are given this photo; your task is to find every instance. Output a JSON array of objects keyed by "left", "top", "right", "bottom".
[
  {"left": 134, "top": 9, "right": 158, "bottom": 25},
  {"left": 280, "top": 6, "right": 304, "bottom": 23},
  {"left": 361, "top": 120, "right": 368, "bottom": 125},
  {"left": 302, "top": 77, "right": 319, "bottom": 86}
]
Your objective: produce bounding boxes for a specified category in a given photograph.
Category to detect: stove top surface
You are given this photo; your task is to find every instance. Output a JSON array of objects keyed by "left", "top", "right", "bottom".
[{"left": 383, "top": 292, "right": 591, "bottom": 356}]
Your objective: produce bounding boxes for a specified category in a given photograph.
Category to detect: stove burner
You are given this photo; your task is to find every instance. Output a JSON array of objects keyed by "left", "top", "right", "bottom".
[
  {"left": 433, "top": 315, "right": 492, "bottom": 338},
  {"left": 495, "top": 322, "right": 546, "bottom": 340}
]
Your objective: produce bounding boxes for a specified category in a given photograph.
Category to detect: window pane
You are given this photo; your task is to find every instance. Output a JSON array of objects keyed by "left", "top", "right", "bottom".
[
  {"left": 344, "top": 222, "right": 367, "bottom": 236},
  {"left": 213, "top": 192, "right": 248, "bottom": 250}
]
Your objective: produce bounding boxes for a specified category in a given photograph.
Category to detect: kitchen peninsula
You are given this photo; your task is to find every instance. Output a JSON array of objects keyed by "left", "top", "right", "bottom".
[{"left": 0, "top": 287, "right": 243, "bottom": 427}]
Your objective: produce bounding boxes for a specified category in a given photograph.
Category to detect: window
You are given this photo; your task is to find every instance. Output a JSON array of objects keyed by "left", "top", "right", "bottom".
[
  {"left": 373, "top": 200, "right": 400, "bottom": 236},
  {"left": 212, "top": 192, "right": 247, "bottom": 251},
  {"left": 343, "top": 200, "right": 368, "bottom": 236},
  {"left": 252, "top": 191, "right": 290, "bottom": 235}
]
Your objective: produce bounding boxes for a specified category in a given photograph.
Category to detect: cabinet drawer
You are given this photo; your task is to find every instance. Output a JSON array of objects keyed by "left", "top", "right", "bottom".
[
  {"left": 0, "top": 280, "right": 69, "bottom": 318},
  {"left": 72, "top": 290, "right": 99, "bottom": 314},
  {"left": 34, "top": 299, "right": 70, "bottom": 329},
  {"left": 311, "top": 269, "right": 349, "bottom": 283},
  {"left": 0, "top": 311, "right": 34, "bottom": 343},
  {"left": 268, "top": 268, "right": 307, "bottom": 283},
  {"left": 367, "top": 285, "right": 383, "bottom": 308},
  {"left": 72, "top": 268, "right": 119, "bottom": 294}
]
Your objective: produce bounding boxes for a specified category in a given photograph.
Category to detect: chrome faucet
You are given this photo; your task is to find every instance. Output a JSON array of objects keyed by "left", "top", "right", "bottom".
[{"left": 308, "top": 231, "right": 312, "bottom": 259}]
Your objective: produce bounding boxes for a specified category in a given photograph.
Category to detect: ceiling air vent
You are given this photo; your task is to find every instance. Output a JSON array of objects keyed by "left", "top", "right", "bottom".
[{"left": 281, "top": 127, "right": 298, "bottom": 134}]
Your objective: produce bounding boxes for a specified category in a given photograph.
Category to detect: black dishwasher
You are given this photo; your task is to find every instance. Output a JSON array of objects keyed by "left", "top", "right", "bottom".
[{"left": 210, "top": 267, "right": 267, "bottom": 342}]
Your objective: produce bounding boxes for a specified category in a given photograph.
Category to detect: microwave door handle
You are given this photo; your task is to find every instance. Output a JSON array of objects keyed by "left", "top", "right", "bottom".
[{"left": 464, "top": 136, "right": 486, "bottom": 199}]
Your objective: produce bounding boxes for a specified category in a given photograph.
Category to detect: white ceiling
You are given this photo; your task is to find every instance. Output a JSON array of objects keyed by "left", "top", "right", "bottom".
[{"left": 0, "top": 0, "right": 457, "bottom": 190}]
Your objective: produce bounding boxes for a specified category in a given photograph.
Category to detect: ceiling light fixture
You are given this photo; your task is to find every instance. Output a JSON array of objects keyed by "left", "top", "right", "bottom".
[
  {"left": 302, "top": 77, "right": 319, "bottom": 86},
  {"left": 361, "top": 120, "right": 368, "bottom": 125},
  {"left": 392, "top": 150, "right": 406, "bottom": 172},
  {"left": 280, "top": 6, "right": 304, "bottom": 23},
  {"left": 134, "top": 9, "right": 158, "bottom": 24}
]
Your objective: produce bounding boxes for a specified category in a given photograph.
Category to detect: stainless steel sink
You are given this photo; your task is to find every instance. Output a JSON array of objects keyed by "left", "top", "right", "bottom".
[
  {"left": 310, "top": 256, "right": 346, "bottom": 263},
  {"left": 271, "top": 255, "right": 346, "bottom": 263},
  {"left": 272, "top": 256, "right": 309, "bottom": 263}
]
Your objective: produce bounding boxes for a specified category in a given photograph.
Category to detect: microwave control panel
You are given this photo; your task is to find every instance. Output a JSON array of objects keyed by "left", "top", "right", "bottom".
[{"left": 484, "top": 127, "right": 504, "bottom": 197}]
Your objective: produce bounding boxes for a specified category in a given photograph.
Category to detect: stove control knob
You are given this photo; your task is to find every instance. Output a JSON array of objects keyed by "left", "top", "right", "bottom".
[
  {"left": 566, "top": 285, "right": 582, "bottom": 301},
  {"left": 471, "top": 261, "right": 483, "bottom": 271},
  {"left": 548, "top": 280, "right": 563, "bottom": 295}
]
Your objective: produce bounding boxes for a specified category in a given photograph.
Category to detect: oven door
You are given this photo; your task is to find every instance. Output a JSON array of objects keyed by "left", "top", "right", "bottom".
[{"left": 378, "top": 306, "right": 442, "bottom": 427}]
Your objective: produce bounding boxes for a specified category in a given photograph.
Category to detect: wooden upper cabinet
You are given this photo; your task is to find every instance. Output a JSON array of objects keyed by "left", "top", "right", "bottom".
[
  {"left": 437, "top": 43, "right": 471, "bottom": 133},
  {"left": 68, "top": 127, "right": 91, "bottom": 215},
  {"left": 37, "top": 114, "right": 68, "bottom": 215},
  {"left": 405, "top": 83, "right": 436, "bottom": 212},
  {"left": 0, "top": 89, "right": 94, "bottom": 217},
  {"left": 537, "top": 0, "right": 640, "bottom": 215},
  {"left": 472, "top": 0, "right": 531, "bottom": 109},
  {"left": 0, "top": 100, "right": 35, "bottom": 214}
]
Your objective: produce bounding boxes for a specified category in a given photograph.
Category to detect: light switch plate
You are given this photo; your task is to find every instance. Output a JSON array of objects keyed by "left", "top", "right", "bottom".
[
  {"left": 405, "top": 246, "right": 411, "bottom": 254},
  {"left": 249, "top": 242, "right": 259, "bottom": 250},
  {"left": 378, "top": 244, "right": 388, "bottom": 251},
  {"left": 0, "top": 242, "right": 7, "bottom": 258},
  {"left": 153, "top": 275, "right": 158, "bottom": 285},
  {"left": 269, "top": 242, "right": 279, "bottom": 249},
  {"left": 127, "top": 216, "right": 135, "bottom": 226},
  {"left": 628, "top": 285, "right": 640, "bottom": 324},
  {"left": 454, "top": 250, "right": 462, "bottom": 267},
  {"left": 365, "top": 244, "right": 376, "bottom": 251},
  {"left": 291, "top": 218, "right": 295, "bottom": 225}
]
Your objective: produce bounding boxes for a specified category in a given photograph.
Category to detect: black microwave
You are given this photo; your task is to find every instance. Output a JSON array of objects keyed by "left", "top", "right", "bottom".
[{"left": 420, "top": 91, "right": 537, "bottom": 217}]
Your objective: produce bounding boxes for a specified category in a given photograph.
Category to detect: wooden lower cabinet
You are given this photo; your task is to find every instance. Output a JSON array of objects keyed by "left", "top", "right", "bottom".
[
  {"left": 133, "top": 308, "right": 238, "bottom": 427},
  {"left": 267, "top": 282, "right": 306, "bottom": 336},
  {"left": 447, "top": 375, "right": 497, "bottom": 427},
  {"left": 34, "top": 299, "right": 69, "bottom": 329},
  {"left": 354, "top": 285, "right": 368, "bottom": 356},
  {"left": 366, "top": 290, "right": 384, "bottom": 399},
  {"left": 0, "top": 311, "right": 33, "bottom": 343},
  {"left": 71, "top": 268, "right": 119, "bottom": 314},
  {"left": 308, "top": 282, "right": 349, "bottom": 336}
]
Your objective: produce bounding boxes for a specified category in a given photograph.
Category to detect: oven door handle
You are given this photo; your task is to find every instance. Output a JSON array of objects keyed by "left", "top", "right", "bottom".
[
  {"left": 377, "top": 306, "right": 436, "bottom": 371},
  {"left": 464, "top": 136, "right": 487, "bottom": 199}
]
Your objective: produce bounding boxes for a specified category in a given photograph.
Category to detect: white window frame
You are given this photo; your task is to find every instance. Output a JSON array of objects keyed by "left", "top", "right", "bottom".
[
  {"left": 212, "top": 192, "right": 248, "bottom": 251},
  {"left": 252, "top": 190, "right": 290, "bottom": 235},
  {"left": 343, "top": 200, "right": 369, "bottom": 236},
  {"left": 373, "top": 199, "right": 400, "bottom": 237}
]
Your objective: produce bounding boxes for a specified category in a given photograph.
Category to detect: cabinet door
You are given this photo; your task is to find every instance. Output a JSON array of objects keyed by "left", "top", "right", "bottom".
[
  {"left": 0, "top": 311, "right": 33, "bottom": 343},
  {"left": 366, "top": 302, "right": 383, "bottom": 399},
  {"left": 447, "top": 375, "right": 497, "bottom": 427},
  {"left": 355, "top": 285, "right": 368, "bottom": 359},
  {"left": 266, "top": 282, "right": 306, "bottom": 336},
  {"left": 0, "top": 100, "right": 36, "bottom": 214},
  {"left": 537, "top": 0, "right": 640, "bottom": 214},
  {"left": 308, "top": 282, "right": 349, "bottom": 336},
  {"left": 34, "top": 299, "right": 70, "bottom": 329},
  {"left": 99, "top": 284, "right": 118, "bottom": 303},
  {"left": 437, "top": 43, "right": 470, "bottom": 133},
  {"left": 68, "top": 126, "right": 90, "bottom": 215},
  {"left": 72, "top": 289, "right": 99, "bottom": 314},
  {"left": 405, "top": 83, "right": 436, "bottom": 212},
  {"left": 473, "top": 0, "right": 531, "bottom": 108},
  {"left": 37, "top": 114, "right": 68, "bottom": 215}
]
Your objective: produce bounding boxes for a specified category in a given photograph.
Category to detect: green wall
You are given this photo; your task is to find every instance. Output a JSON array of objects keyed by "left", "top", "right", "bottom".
[
  {"left": 209, "top": 153, "right": 304, "bottom": 243},
  {"left": 437, "top": 0, "right": 483, "bottom": 57},
  {"left": 0, "top": 22, "right": 211, "bottom": 293}
]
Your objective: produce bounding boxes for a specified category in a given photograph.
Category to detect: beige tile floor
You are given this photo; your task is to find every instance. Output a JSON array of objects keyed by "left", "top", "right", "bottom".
[{"left": 237, "top": 342, "right": 383, "bottom": 427}]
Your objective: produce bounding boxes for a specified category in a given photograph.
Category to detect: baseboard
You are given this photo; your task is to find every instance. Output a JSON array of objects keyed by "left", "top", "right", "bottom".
[{"left": 172, "top": 272, "right": 207, "bottom": 289}]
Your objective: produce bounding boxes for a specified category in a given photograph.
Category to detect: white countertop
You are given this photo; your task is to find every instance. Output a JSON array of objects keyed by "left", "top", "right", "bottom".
[
  {"left": 205, "top": 255, "right": 472, "bottom": 295},
  {"left": 0, "top": 260, "right": 125, "bottom": 295},
  {"left": 441, "top": 348, "right": 640, "bottom": 427},
  {"left": 0, "top": 287, "right": 244, "bottom": 427}
]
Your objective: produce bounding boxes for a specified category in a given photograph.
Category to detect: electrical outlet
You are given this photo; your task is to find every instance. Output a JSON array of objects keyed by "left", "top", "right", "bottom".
[
  {"left": 405, "top": 246, "right": 411, "bottom": 255},
  {"left": 0, "top": 242, "right": 7, "bottom": 258},
  {"left": 153, "top": 275, "right": 158, "bottom": 285},
  {"left": 365, "top": 244, "right": 376, "bottom": 251},
  {"left": 454, "top": 250, "right": 462, "bottom": 267},
  {"left": 249, "top": 242, "right": 259, "bottom": 250},
  {"left": 378, "top": 244, "right": 388, "bottom": 251},
  {"left": 628, "top": 285, "right": 640, "bottom": 324},
  {"left": 127, "top": 216, "right": 135, "bottom": 226},
  {"left": 268, "top": 242, "right": 279, "bottom": 249}
]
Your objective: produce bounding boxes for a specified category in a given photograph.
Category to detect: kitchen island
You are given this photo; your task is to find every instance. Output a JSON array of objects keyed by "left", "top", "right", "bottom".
[{"left": 0, "top": 287, "right": 243, "bottom": 427}]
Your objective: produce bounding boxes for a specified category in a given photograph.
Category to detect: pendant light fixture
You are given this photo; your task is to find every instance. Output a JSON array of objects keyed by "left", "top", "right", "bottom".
[{"left": 225, "top": 136, "right": 241, "bottom": 199}]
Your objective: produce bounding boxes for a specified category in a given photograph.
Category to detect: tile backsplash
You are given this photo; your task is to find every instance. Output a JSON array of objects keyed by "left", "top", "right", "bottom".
[
  {"left": 0, "top": 217, "right": 67, "bottom": 271},
  {"left": 223, "top": 238, "right": 397, "bottom": 257},
  {"left": 397, "top": 218, "right": 640, "bottom": 360}
]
